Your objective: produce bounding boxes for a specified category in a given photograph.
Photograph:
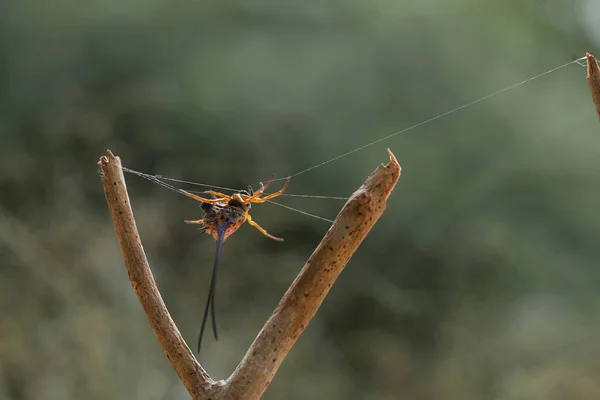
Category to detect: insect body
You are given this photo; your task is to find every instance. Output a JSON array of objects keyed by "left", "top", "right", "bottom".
[{"left": 181, "top": 176, "right": 290, "bottom": 352}]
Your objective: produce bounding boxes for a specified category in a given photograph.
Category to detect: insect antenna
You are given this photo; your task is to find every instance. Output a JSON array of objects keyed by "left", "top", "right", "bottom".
[{"left": 197, "top": 223, "right": 226, "bottom": 353}]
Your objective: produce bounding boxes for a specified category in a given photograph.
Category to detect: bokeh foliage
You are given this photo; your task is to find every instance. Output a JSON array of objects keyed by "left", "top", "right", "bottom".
[{"left": 1, "top": 0, "right": 600, "bottom": 399}]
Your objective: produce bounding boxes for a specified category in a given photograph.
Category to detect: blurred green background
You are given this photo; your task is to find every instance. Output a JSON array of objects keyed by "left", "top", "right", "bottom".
[{"left": 2, "top": 0, "right": 600, "bottom": 399}]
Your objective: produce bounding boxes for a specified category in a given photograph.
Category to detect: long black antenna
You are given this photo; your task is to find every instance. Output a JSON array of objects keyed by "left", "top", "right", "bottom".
[{"left": 197, "top": 224, "right": 226, "bottom": 353}]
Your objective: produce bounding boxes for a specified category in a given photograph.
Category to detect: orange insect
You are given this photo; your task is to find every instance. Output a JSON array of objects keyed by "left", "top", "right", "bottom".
[{"left": 180, "top": 176, "right": 291, "bottom": 352}]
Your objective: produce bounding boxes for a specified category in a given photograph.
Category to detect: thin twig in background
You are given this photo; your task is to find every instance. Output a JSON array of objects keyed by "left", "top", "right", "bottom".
[
  {"left": 98, "top": 148, "right": 401, "bottom": 399},
  {"left": 586, "top": 52, "right": 600, "bottom": 120}
]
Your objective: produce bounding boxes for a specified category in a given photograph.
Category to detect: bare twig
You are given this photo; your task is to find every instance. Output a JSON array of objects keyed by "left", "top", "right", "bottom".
[
  {"left": 586, "top": 52, "right": 600, "bottom": 120},
  {"left": 220, "top": 149, "right": 400, "bottom": 399},
  {"left": 99, "top": 148, "right": 401, "bottom": 399},
  {"left": 98, "top": 151, "right": 219, "bottom": 399}
]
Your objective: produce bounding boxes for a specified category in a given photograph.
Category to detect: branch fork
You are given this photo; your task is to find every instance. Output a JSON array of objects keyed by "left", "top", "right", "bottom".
[{"left": 98, "top": 149, "right": 401, "bottom": 399}]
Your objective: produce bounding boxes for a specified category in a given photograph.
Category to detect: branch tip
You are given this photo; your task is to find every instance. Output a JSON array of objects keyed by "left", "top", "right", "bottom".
[{"left": 586, "top": 52, "right": 600, "bottom": 120}]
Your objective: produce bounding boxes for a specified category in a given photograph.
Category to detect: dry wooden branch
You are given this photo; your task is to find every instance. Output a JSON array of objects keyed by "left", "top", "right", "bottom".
[
  {"left": 98, "top": 151, "right": 219, "bottom": 399},
  {"left": 220, "top": 149, "right": 400, "bottom": 399},
  {"left": 586, "top": 52, "right": 600, "bottom": 120},
  {"left": 99, "top": 149, "right": 401, "bottom": 399}
]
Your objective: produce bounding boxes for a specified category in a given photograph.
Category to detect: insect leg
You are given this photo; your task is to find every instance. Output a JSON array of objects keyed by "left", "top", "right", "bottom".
[
  {"left": 248, "top": 178, "right": 291, "bottom": 203},
  {"left": 184, "top": 219, "right": 204, "bottom": 225},
  {"left": 245, "top": 212, "right": 284, "bottom": 242},
  {"left": 203, "top": 191, "right": 231, "bottom": 200}
]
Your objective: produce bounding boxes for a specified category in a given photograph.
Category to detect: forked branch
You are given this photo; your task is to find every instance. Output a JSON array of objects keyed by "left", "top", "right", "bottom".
[{"left": 99, "top": 149, "right": 401, "bottom": 399}]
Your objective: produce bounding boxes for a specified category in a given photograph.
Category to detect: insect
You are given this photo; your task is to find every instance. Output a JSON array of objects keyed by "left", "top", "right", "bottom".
[{"left": 180, "top": 176, "right": 291, "bottom": 352}]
